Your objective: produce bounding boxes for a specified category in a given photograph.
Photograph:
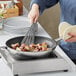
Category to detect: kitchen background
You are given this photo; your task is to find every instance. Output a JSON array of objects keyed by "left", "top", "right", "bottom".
[{"left": 23, "top": 0, "right": 60, "bottom": 39}]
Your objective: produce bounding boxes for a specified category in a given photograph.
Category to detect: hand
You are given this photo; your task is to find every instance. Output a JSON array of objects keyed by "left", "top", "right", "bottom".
[
  {"left": 65, "top": 32, "right": 76, "bottom": 42},
  {"left": 28, "top": 4, "right": 39, "bottom": 24}
]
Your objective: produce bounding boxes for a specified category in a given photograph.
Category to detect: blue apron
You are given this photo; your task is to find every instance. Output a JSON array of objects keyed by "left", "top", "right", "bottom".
[{"left": 59, "top": 0, "right": 76, "bottom": 60}]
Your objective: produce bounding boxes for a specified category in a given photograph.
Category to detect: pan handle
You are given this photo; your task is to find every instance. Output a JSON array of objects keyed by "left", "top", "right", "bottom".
[{"left": 55, "top": 38, "right": 62, "bottom": 45}]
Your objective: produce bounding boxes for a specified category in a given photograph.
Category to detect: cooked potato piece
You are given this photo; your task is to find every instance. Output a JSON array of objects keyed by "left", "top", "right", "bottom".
[{"left": 11, "top": 42, "right": 48, "bottom": 52}]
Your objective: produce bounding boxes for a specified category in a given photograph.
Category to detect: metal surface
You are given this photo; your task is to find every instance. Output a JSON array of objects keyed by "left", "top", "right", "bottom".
[
  {"left": 0, "top": 47, "right": 70, "bottom": 75},
  {"left": 5, "top": 36, "right": 56, "bottom": 58},
  {"left": 3, "top": 16, "right": 38, "bottom": 35},
  {"left": 21, "top": 23, "right": 36, "bottom": 45}
]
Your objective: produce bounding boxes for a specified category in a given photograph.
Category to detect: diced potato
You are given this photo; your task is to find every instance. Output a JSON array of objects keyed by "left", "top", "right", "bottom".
[
  {"left": 24, "top": 45, "right": 30, "bottom": 51},
  {"left": 16, "top": 47, "right": 21, "bottom": 51},
  {"left": 11, "top": 42, "right": 48, "bottom": 52}
]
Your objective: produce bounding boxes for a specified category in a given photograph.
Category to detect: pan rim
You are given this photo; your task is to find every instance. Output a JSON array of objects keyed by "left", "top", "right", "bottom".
[{"left": 6, "top": 36, "right": 56, "bottom": 57}]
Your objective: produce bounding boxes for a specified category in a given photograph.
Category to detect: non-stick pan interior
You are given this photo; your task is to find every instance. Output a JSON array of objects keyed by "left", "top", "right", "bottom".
[{"left": 6, "top": 36, "right": 56, "bottom": 49}]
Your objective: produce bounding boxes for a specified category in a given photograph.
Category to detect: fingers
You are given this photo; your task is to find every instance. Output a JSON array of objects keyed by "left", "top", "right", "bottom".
[
  {"left": 28, "top": 13, "right": 38, "bottom": 24},
  {"left": 28, "top": 13, "right": 34, "bottom": 24},
  {"left": 28, "top": 15, "right": 37, "bottom": 24},
  {"left": 65, "top": 37, "right": 76, "bottom": 42},
  {"left": 28, "top": 5, "right": 39, "bottom": 24},
  {"left": 65, "top": 32, "right": 76, "bottom": 42},
  {"left": 68, "top": 32, "right": 76, "bottom": 37},
  {"left": 34, "top": 15, "right": 38, "bottom": 23}
]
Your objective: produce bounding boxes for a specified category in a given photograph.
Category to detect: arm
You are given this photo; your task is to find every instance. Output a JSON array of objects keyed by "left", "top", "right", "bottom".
[
  {"left": 28, "top": 0, "right": 59, "bottom": 23},
  {"left": 30, "top": 0, "right": 59, "bottom": 14}
]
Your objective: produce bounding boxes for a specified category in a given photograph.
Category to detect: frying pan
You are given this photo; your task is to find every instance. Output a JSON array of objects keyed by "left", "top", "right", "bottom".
[{"left": 1, "top": 36, "right": 57, "bottom": 59}]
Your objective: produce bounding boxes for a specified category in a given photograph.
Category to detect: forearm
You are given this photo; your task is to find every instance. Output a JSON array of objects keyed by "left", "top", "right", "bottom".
[
  {"left": 31, "top": 4, "right": 39, "bottom": 12},
  {"left": 30, "top": 0, "right": 59, "bottom": 14},
  {"left": 30, "top": 0, "right": 46, "bottom": 14}
]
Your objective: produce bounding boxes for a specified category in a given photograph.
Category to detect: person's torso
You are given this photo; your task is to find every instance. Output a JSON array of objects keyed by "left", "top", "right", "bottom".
[
  {"left": 59, "top": 0, "right": 76, "bottom": 25},
  {"left": 59, "top": 0, "right": 76, "bottom": 59}
]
